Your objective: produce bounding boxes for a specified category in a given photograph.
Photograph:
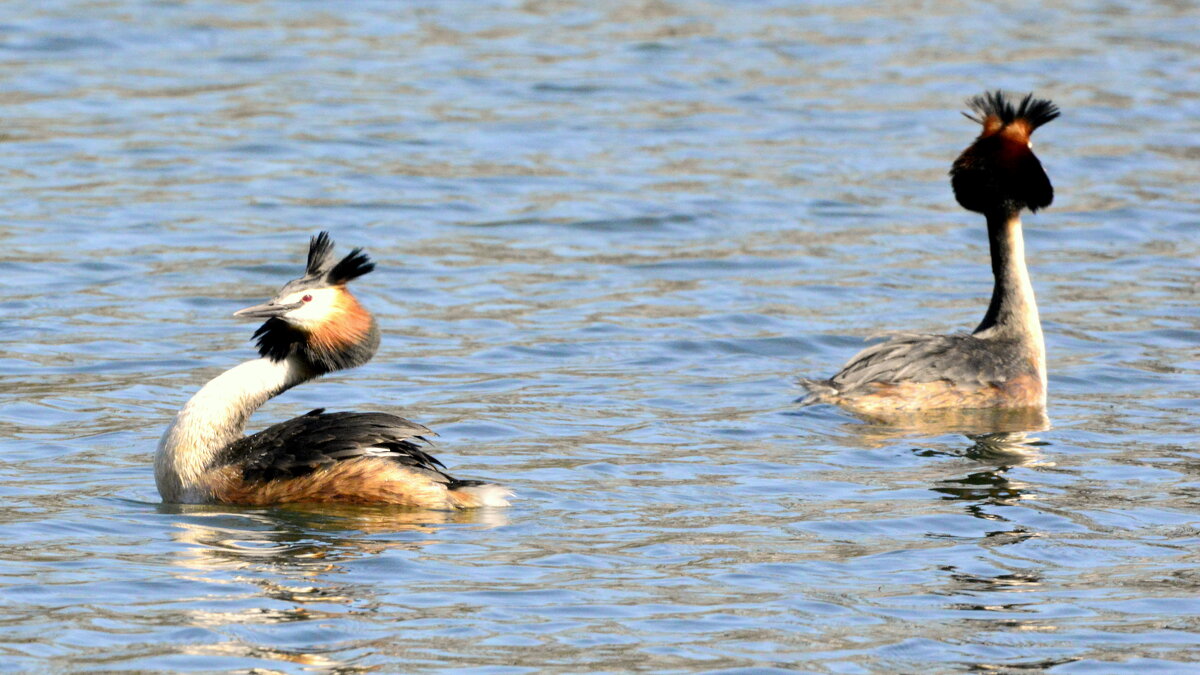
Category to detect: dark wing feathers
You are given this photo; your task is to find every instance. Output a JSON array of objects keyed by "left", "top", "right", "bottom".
[
  {"left": 803, "top": 332, "right": 1025, "bottom": 400},
  {"left": 218, "top": 409, "right": 448, "bottom": 484}
]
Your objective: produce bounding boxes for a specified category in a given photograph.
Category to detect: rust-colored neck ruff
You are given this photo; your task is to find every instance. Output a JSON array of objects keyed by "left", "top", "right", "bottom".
[
  {"left": 252, "top": 289, "right": 380, "bottom": 374},
  {"left": 310, "top": 291, "right": 373, "bottom": 353}
]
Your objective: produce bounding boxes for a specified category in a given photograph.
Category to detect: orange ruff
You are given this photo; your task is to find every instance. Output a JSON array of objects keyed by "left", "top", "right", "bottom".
[
  {"left": 205, "top": 457, "right": 490, "bottom": 509},
  {"left": 835, "top": 373, "right": 1044, "bottom": 414},
  {"left": 309, "top": 292, "right": 373, "bottom": 353}
]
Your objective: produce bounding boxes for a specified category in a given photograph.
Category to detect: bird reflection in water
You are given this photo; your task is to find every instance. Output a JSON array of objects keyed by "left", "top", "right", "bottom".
[
  {"left": 156, "top": 504, "right": 507, "bottom": 670},
  {"left": 799, "top": 396, "right": 1055, "bottom": 652},
  {"left": 164, "top": 502, "right": 509, "bottom": 569},
  {"left": 863, "top": 411, "right": 1054, "bottom": 649},
  {"left": 923, "top": 421, "right": 1048, "bottom": 571},
  {"left": 830, "top": 405, "right": 1050, "bottom": 532},
  {"left": 846, "top": 404, "right": 1049, "bottom": 443}
]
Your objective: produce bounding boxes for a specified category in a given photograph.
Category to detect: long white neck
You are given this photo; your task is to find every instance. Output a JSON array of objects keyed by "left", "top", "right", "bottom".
[
  {"left": 974, "top": 212, "right": 1046, "bottom": 391},
  {"left": 155, "top": 357, "right": 312, "bottom": 503}
]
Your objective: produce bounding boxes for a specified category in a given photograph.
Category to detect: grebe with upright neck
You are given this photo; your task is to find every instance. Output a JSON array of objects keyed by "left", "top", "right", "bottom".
[
  {"left": 801, "top": 91, "right": 1060, "bottom": 413},
  {"left": 155, "top": 232, "right": 511, "bottom": 508}
]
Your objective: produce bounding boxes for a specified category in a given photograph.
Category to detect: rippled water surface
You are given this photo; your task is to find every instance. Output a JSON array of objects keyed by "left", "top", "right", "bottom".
[{"left": 1, "top": 1, "right": 1197, "bottom": 672}]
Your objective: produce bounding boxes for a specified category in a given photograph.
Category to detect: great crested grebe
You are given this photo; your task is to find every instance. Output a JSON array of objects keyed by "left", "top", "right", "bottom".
[
  {"left": 801, "top": 91, "right": 1060, "bottom": 413},
  {"left": 155, "top": 232, "right": 511, "bottom": 508}
]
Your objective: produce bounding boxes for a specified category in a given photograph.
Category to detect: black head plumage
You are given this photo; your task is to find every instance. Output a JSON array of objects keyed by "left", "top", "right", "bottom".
[{"left": 951, "top": 91, "right": 1059, "bottom": 215}]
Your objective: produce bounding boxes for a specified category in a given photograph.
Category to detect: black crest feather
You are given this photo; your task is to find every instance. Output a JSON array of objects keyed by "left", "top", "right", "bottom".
[
  {"left": 300, "top": 232, "right": 376, "bottom": 286},
  {"left": 326, "top": 248, "right": 375, "bottom": 286},
  {"left": 963, "top": 91, "right": 1060, "bottom": 131},
  {"left": 306, "top": 232, "right": 335, "bottom": 277}
]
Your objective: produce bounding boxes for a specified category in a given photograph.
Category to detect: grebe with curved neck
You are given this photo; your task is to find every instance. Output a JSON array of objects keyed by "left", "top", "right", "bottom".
[
  {"left": 801, "top": 91, "right": 1060, "bottom": 414},
  {"left": 155, "top": 232, "right": 511, "bottom": 508}
]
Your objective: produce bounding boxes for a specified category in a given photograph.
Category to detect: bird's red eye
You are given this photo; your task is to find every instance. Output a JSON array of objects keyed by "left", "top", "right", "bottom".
[{"left": 302, "top": 294, "right": 313, "bottom": 302}]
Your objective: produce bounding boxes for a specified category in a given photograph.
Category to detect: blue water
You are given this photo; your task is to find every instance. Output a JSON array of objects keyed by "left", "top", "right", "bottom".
[{"left": 1, "top": 1, "right": 1197, "bottom": 672}]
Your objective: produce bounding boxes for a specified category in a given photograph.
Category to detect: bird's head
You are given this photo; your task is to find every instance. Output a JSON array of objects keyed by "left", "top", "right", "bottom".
[
  {"left": 950, "top": 91, "right": 1060, "bottom": 216},
  {"left": 235, "top": 232, "right": 381, "bottom": 373}
]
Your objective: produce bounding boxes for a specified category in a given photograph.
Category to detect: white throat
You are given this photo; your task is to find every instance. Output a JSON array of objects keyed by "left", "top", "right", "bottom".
[
  {"left": 975, "top": 213, "right": 1047, "bottom": 395},
  {"left": 998, "top": 217, "right": 1046, "bottom": 387},
  {"left": 155, "top": 357, "right": 310, "bottom": 503}
]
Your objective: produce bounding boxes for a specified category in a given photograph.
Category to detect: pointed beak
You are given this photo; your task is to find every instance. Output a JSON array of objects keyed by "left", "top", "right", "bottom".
[{"left": 233, "top": 300, "right": 300, "bottom": 319}]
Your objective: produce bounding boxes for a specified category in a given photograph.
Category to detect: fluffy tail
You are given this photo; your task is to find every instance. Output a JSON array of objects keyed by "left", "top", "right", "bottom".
[
  {"left": 796, "top": 377, "right": 837, "bottom": 406},
  {"left": 447, "top": 481, "right": 513, "bottom": 508}
]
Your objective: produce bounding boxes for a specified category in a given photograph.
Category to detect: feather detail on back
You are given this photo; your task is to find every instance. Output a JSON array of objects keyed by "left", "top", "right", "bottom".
[
  {"left": 215, "top": 409, "right": 441, "bottom": 483},
  {"left": 204, "top": 409, "right": 510, "bottom": 509},
  {"left": 800, "top": 332, "right": 1044, "bottom": 411}
]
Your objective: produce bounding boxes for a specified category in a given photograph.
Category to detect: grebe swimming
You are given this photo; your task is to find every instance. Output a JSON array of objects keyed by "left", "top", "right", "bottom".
[
  {"left": 155, "top": 232, "right": 511, "bottom": 508},
  {"left": 800, "top": 91, "right": 1060, "bottom": 414}
]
